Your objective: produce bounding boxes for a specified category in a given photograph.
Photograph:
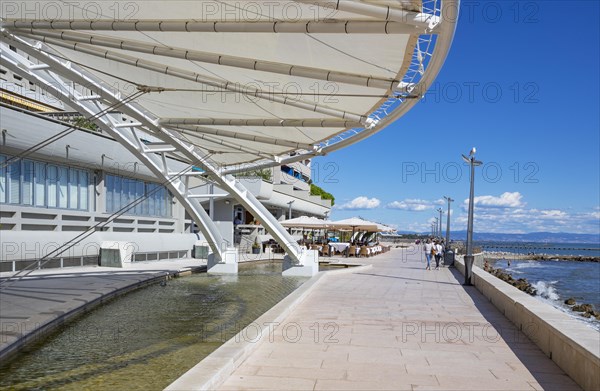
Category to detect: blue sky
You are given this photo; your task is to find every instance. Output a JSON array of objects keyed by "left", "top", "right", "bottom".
[{"left": 316, "top": 0, "right": 600, "bottom": 234}]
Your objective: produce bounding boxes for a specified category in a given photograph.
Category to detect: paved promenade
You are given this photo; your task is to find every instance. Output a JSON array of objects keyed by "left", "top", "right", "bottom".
[
  {"left": 0, "top": 259, "right": 205, "bottom": 359},
  {"left": 218, "top": 248, "right": 580, "bottom": 390}
]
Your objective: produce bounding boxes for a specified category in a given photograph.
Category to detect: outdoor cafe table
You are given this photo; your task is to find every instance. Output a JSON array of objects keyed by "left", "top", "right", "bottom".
[{"left": 330, "top": 243, "right": 350, "bottom": 253}]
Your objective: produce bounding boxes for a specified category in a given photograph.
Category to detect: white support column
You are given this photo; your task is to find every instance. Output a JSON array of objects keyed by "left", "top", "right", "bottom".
[
  {"left": 283, "top": 249, "right": 319, "bottom": 276},
  {"left": 207, "top": 248, "right": 238, "bottom": 274}
]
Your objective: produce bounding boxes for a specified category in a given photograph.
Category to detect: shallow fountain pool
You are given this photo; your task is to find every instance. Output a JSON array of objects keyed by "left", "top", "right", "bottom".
[{"left": 0, "top": 262, "right": 307, "bottom": 390}]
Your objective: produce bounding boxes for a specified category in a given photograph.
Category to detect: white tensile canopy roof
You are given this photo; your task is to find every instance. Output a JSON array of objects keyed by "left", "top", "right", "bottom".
[{"left": 1, "top": 0, "right": 457, "bottom": 172}]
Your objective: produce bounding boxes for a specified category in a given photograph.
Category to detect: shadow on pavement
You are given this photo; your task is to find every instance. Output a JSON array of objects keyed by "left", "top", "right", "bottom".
[{"left": 446, "top": 266, "right": 580, "bottom": 390}]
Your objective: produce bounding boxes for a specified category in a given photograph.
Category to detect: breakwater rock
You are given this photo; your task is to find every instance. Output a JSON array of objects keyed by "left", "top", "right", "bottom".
[
  {"left": 564, "top": 298, "right": 600, "bottom": 320},
  {"left": 484, "top": 251, "right": 599, "bottom": 263},
  {"left": 529, "top": 254, "right": 599, "bottom": 262},
  {"left": 486, "top": 267, "right": 537, "bottom": 295}
]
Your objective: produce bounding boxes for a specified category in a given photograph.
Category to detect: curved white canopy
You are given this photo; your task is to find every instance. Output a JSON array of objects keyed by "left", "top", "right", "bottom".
[{"left": 1, "top": 0, "right": 457, "bottom": 171}]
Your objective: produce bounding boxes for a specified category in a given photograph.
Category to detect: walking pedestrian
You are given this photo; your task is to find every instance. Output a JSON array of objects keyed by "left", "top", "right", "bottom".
[
  {"left": 434, "top": 240, "right": 443, "bottom": 270},
  {"left": 424, "top": 239, "right": 434, "bottom": 270}
]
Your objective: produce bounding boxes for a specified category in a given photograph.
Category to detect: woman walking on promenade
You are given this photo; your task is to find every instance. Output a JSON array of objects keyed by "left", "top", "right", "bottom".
[
  {"left": 424, "top": 239, "right": 434, "bottom": 270},
  {"left": 434, "top": 240, "right": 444, "bottom": 270}
]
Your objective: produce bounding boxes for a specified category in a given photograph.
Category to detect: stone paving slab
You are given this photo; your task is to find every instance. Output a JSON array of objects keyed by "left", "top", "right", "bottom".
[{"left": 217, "top": 248, "right": 581, "bottom": 391}]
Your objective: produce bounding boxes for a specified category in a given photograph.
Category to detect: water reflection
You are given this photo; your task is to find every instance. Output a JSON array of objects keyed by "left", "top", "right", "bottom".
[{"left": 0, "top": 262, "right": 307, "bottom": 390}]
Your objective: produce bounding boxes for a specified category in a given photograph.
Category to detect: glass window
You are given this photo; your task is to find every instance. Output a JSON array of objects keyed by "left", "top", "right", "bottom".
[
  {"left": 129, "top": 179, "right": 136, "bottom": 210},
  {"left": 69, "top": 169, "right": 78, "bottom": 209},
  {"left": 122, "top": 177, "right": 132, "bottom": 209},
  {"left": 8, "top": 160, "right": 21, "bottom": 204},
  {"left": 104, "top": 174, "right": 171, "bottom": 217},
  {"left": 167, "top": 191, "right": 172, "bottom": 217},
  {"left": 105, "top": 174, "right": 114, "bottom": 212},
  {"left": 147, "top": 183, "right": 155, "bottom": 216},
  {"left": 7, "top": 160, "right": 21, "bottom": 204},
  {"left": 58, "top": 166, "right": 68, "bottom": 208},
  {"left": 0, "top": 155, "right": 6, "bottom": 204},
  {"left": 35, "top": 162, "right": 46, "bottom": 206},
  {"left": 47, "top": 165, "right": 58, "bottom": 207},
  {"left": 160, "top": 187, "right": 168, "bottom": 216},
  {"left": 22, "top": 160, "right": 34, "bottom": 205},
  {"left": 113, "top": 175, "right": 122, "bottom": 212},
  {"left": 135, "top": 181, "right": 144, "bottom": 215},
  {"left": 0, "top": 156, "right": 90, "bottom": 211},
  {"left": 79, "top": 171, "right": 88, "bottom": 210}
]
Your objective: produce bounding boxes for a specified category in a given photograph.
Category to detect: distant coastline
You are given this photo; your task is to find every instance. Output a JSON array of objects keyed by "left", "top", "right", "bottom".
[{"left": 399, "top": 230, "right": 600, "bottom": 244}]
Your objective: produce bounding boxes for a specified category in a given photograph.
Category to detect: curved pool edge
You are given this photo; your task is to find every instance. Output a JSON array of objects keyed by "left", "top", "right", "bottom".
[
  {"left": 165, "top": 263, "right": 373, "bottom": 391},
  {"left": 0, "top": 265, "right": 205, "bottom": 363}
]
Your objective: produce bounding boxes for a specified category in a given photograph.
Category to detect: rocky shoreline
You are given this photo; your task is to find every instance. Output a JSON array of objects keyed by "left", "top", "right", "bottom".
[
  {"left": 484, "top": 266, "right": 537, "bottom": 295},
  {"left": 484, "top": 251, "right": 599, "bottom": 263},
  {"left": 484, "top": 266, "right": 600, "bottom": 321},
  {"left": 563, "top": 299, "right": 600, "bottom": 320}
]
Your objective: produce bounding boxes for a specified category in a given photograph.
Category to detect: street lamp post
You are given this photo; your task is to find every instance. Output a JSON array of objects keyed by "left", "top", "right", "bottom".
[
  {"left": 433, "top": 217, "right": 439, "bottom": 237},
  {"left": 443, "top": 196, "right": 454, "bottom": 267},
  {"left": 287, "top": 200, "right": 294, "bottom": 220},
  {"left": 443, "top": 196, "right": 454, "bottom": 247},
  {"left": 462, "top": 148, "right": 483, "bottom": 286},
  {"left": 437, "top": 208, "right": 443, "bottom": 238}
]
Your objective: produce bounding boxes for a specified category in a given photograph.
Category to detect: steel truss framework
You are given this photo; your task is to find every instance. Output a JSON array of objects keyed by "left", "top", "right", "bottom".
[
  {"left": 1, "top": 39, "right": 306, "bottom": 264},
  {"left": 0, "top": 0, "right": 458, "bottom": 267}
]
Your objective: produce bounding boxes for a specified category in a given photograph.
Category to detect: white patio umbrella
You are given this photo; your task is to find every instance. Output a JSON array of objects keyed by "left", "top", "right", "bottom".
[
  {"left": 329, "top": 217, "right": 380, "bottom": 241},
  {"left": 329, "top": 217, "right": 379, "bottom": 231},
  {"left": 280, "top": 216, "right": 329, "bottom": 229},
  {"left": 281, "top": 216, "right": 329, "bottom": 244},
  {"left": 377, "top": 223, "right": 397, "bottom": 233}
]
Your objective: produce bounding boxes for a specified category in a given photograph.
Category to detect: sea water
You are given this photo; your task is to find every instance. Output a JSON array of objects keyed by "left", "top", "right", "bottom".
[{"left": 490, "top": 258, "right": 600, "bottom": 330}]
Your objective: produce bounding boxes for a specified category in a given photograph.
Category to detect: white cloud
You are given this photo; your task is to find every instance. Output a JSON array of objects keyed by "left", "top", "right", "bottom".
[
  {"left": 451, "top": 205, "right": 600, "bottom": 234},
  {"left": 466, "top": 192, "right": 525, "bottom": 208},
  {"left": 387, "top": 198, "right": 432, "bottom": 211},
  {"left": 408, "top": 203, "right": 600, "bottom": 235},
  {"left": 335, "top": 196, "right": 380, "bottom": 210},
  {"left": 539, "top": 209, "right": 567, "bottom": 218},
  {"left": 387, "top": 198, "right": 445, "bottom": 211}
]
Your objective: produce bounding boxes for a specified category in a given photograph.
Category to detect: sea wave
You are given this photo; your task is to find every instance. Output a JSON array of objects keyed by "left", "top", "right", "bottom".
[
  {"left": 532, "top": 280, "right": 559, "bottom": 301},
  {"left": 504, "top": 261, "right": 542, "bottom": 274}
]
